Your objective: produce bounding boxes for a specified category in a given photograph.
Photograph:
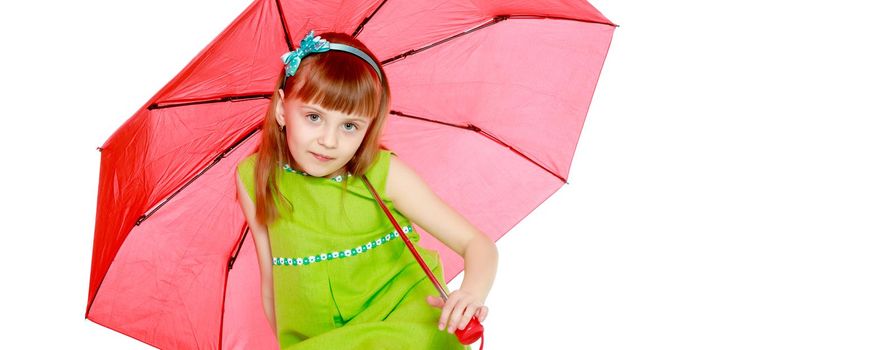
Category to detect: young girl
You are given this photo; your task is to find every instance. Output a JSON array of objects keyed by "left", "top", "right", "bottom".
[{"left": 235, "top": 30, "right": 498, "bottom": 349}]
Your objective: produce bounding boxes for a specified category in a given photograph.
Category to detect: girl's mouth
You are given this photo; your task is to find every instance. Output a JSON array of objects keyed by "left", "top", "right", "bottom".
[{"left": 311, "top": 152, "right": 334, "bottom": 161}]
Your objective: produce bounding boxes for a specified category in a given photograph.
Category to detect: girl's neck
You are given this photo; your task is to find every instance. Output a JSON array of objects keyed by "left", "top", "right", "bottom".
[{"left": 286, "top": 159, "right": 350, "bottom": 179}]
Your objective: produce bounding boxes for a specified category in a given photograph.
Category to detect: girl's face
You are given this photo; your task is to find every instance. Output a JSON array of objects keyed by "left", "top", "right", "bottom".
[{"left": 276, "top": 90, "right": 372, "bottom": 179}]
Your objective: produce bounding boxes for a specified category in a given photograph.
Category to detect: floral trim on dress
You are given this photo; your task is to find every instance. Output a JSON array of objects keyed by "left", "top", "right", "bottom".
[
  {"left": 282, "top": 162, "right": 352, "bottom": 182},
  {"left": 272, "top": 225, "right": 413, "bottom": 266}
]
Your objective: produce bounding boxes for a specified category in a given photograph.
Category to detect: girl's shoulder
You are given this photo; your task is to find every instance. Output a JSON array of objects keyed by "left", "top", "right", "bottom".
[
  {"left": 369, "top": 148, "right": 394, "bottom": 175},
  {"left": 237, "top": 152, "right": 258, "bottom": 168},
  {"left": 365, "top": 148, "right": 396, "bottom": 181},
  {"left": 236, "top": 152, "right": 259, "bottom": 198},
  {"left": 236, "top": 152, "right": 258, "bottom": 176}
]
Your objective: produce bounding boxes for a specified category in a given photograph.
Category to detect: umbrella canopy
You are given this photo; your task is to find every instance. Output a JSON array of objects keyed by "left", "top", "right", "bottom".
[{"left": 86, "top": 0, "right": 615, "bottom": 348}]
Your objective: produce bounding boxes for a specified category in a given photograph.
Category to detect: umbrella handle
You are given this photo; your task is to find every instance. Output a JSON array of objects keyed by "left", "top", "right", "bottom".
[
  {"left": 361, "top": 174, "right": 485, "bottom": 348},
  {"left": 455, "top": 316, "right": 484, "bottom": 348}
]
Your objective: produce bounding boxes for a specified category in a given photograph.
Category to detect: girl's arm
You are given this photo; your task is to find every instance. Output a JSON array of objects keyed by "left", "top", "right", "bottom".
[
  {"left": 236, "top": 173, "right": 278, "bottom": 336},
  {"left": 387, "top": 156, "right": 499, "bottom": 332}
]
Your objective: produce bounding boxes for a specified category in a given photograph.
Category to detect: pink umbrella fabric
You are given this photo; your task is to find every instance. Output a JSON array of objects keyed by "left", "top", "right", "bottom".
[{"left": 86, "top": 0, "right": 615, "bottom": 348}]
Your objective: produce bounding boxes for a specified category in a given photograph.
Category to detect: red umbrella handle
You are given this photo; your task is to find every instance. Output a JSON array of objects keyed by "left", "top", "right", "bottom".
[{"left": 362, "top": 175, "right": 484, "bottom": 348}]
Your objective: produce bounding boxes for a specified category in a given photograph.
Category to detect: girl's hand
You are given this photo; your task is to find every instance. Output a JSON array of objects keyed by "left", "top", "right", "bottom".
[{"left": 426, "top": 289, "right": 489, "bottom": 333}]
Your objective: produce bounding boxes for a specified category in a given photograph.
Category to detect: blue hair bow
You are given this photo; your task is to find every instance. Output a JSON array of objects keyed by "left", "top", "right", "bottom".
[{"left": 280, "top": 30, "right": 331, "bottom": 77}]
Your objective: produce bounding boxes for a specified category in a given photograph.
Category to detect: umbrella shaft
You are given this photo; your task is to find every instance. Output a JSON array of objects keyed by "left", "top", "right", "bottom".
[{"left": 361, "top": 175, "right": 450, "bottom": 301}]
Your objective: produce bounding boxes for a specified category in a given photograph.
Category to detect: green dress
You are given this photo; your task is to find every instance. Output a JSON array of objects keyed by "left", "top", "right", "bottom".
[{"left": 237, "top": 149, "right": 469, "bottom": 350}]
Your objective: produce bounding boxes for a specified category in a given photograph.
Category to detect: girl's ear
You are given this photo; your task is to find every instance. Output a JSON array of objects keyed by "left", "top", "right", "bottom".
[{"left": 276, "top": 89, "right": 286, "bottom": 126}]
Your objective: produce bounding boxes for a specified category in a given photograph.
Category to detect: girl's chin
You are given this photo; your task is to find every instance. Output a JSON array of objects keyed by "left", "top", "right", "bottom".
[
  {"left": 303, "top": 166, "right": 338, "bottom": 177},
  {"left": 303, "top": 168, "right": 328, "bottom": 177}
]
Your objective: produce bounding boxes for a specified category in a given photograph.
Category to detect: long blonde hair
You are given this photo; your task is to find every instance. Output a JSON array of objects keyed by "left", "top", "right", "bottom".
[{"left": 252, "top": 31, "right": 391, "bottom": 226}]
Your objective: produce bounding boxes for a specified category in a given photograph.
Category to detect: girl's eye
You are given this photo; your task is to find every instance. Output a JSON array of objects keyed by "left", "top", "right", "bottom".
[{"left": 307, "top": 113, "right": 359, "bottom": 132}]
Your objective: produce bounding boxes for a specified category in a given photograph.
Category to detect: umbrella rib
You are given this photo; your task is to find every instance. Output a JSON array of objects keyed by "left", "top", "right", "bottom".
[
  {"left": 506, "top": 14, "right": 617, "bottom": 27},
  {"left": 352, "top": 0, "right": 390, "bottom": 38},
  {"left": 382, "top": 16, "right": 508, "bottom": 65},
  {"left": 219, "top": 224, "right": 248, "bottom": 349},
  {"left": 381, "top": 14, "right": 615, "bottom": 66},
  {"left": 390, "top": 110, "right": 568, "bottom": 184},
  {"left": 476, "top": 127, "right": 569, "bottom": 184},
  {"left": 218, "top": 264, "right": 229, "bottom": 350},
  {"left": 274, "top": 0, "right": 295, "bottom": 51},
  {"left": 148, "top": 93, "right": 272, "bottom": 110},
  {"left": 134, "top": 127, "right": 261, "bottom": 226},
  {"left": 228, "top": 225, "right": 250, "bottom": 270}
]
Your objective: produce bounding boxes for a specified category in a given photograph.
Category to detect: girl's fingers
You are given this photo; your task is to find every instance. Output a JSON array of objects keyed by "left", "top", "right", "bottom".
[
  {"left": 457, "top": 304, "right": 478, "bottom": 331},
  {"left": 426, "top": 295, "right": 444, "bottom": 308},
  {"left": 477, "top": 306, "right": 488, "bottom": 322},
  {"left": 447, "top": 303, "right": 465, "bottom": 332},
  {"left": 439, "top": 294, "right": 460, "bottom": 330}
]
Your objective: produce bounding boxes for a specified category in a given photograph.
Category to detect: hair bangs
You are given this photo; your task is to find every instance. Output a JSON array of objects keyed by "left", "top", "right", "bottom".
[{"left": 287, "top": 53, "right": 382, "bottom": 121}]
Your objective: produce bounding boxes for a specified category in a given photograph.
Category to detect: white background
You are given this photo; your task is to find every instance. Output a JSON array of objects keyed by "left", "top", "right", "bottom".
[{"left": 1, "top": 0, "right": 893, "bottom": 348}]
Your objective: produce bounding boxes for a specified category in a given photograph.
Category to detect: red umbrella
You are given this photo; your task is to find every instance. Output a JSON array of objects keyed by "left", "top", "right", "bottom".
[{"left": 86, "top": 0, "right": 616, "bottom": 348}]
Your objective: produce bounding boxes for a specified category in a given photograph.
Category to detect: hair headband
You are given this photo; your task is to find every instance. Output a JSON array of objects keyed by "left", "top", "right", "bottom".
[{"left": 280, "top": 30, "right": 383, "bottom": 89}]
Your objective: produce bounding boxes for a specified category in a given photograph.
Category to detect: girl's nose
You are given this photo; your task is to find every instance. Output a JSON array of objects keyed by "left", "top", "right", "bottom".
[{"left": 318, "top": 127, "right": 338, "bottom": 148}]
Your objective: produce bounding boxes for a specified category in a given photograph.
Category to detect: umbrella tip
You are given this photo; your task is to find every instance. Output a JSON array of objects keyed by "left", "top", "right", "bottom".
[{"left": 96, "top": 146, "right": 103, "bottom": 152}]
